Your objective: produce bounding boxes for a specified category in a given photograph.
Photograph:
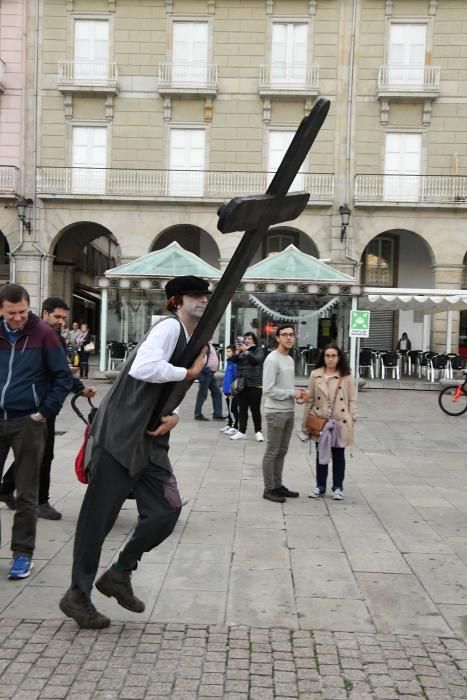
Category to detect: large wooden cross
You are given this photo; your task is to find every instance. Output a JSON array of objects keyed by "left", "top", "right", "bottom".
[{"left": 149, "top": 97, "right": 330, "bottom": 429}]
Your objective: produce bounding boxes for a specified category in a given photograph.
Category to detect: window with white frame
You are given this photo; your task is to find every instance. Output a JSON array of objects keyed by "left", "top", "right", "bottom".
[
  {"left": 384, "top": 132, "right": 422, "bottom": 202},
  {"left": 387, "top": 23, "right": 426, "bottom": 86},
  {"left": 74, "top": 19, "right": 109, "bottom": 81},
  {"left": 172, "top": 21, "right": 209, "bottom": 84},
  {"left": 271, "top": 22, "right": 307, "bottom": 84},
  {"left": 72, "top": 126, "right": 107, "bottom": 194},
  {"left": 169, "top": 128, "right": 205, "bottom": 196},
  {"left": 268, "top": 131, "right": 305, "bottom": 190},
  {"left": 364, "top": 237, "right": 396, "bottom": 287}
]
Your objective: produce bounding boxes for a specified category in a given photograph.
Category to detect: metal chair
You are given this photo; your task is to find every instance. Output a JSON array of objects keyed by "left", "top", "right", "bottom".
[
  {"left": 447, "top": 354, "right": 465, "bottom": 379},
  {"left": 107, "top": 341, "right": 127, "bottom": 370},
  {"left": 428, "top": 353, "right": 450, "bottom": 382},
  {"left": 380, "top": 352, "right": 400, "bottom": 379},
  {"left": 302, "top": 347, "right": 319, "bottom": 375},
  {"left": 418, "top": 351, "right": 437, "bottom": 378},
  {"left": 406, "top": 350, "right": 421, "bottom": 376},
  {"left": 358, "top": 349, "right": 375, "bottom": 378}
]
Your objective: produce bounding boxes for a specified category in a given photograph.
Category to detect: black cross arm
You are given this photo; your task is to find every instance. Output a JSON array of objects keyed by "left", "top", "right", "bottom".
[{"left": 217, "top": 192, "right": 310, "bottom": 234}]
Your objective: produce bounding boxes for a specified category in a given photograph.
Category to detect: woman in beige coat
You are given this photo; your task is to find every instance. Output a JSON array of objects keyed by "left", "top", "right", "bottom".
[{"left": 302, "top": 344, "right": 357, "bottom": 500}]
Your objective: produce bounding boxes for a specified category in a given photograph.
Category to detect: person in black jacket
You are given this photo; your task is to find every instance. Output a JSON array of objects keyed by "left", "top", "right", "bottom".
[
  {"left": 0, "top": 297, "right": 96, "bottom": 520},
  {"left": 230, "top": 331, "right": 265, "bottom": 442}
]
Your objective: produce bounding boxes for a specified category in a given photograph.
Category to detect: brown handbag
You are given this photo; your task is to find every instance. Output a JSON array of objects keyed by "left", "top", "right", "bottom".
[{"left": 305, "top": 377, "right": 343, "bottom": 438}]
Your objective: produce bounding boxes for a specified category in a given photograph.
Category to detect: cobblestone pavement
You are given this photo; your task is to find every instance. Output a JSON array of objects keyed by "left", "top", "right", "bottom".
[
  {"left": 1, "top": 382, "right": 467, "bottom": 698},
  {"left": 1, "top": 619, "right": 467, "bottom": 699}
]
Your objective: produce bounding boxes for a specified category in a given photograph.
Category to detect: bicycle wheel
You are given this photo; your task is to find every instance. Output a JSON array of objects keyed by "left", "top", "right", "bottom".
[{"left": 438, "top": 385, "right": 467, "bottom": 416}]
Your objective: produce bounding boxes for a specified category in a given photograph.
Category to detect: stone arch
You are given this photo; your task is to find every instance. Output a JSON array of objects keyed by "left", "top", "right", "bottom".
[
  {"left": 150, "top": 224, "right": 221, "bottom": 268},
  {"left": 50, "top": 221, "right": 121, "bottom": 332},
  {"left": 359, "top": 229, "right": 435, "bottom": 288},
  {"left": 251, "top": 226, "right": 319, "bottom": 265}
]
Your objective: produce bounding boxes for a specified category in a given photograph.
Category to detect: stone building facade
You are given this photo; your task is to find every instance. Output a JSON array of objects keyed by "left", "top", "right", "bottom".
[{"left": 9, "top": 0, "right": 467, "bottom": 350}]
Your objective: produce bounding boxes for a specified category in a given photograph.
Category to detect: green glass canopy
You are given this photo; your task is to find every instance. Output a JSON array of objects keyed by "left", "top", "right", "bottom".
[
  {"left": 105, "top": 241, "right": 221, "bottom": 279},
  {"left": 244, "top": 245, "right": 354, "bottom": 282}
]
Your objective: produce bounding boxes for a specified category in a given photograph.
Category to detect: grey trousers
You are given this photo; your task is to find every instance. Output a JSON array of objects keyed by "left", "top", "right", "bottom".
[
  {"left": 262, "top": 411, "right": 295, "bottom": 490},
  {"left": 0, "top": 416, "right": 47, "bottom": 556}
]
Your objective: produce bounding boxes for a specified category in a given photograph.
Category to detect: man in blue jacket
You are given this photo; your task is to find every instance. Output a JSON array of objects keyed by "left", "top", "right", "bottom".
[{"left": 0, "top": 284, "right": 72, "bottom": 580}]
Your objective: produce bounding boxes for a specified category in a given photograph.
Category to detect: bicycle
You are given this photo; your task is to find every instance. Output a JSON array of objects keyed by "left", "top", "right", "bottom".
[{"left": 438, "top": 372, "right": 467, "bottom": 416}]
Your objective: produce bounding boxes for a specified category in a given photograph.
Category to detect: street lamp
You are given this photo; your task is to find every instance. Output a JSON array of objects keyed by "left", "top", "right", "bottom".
[
  {"left": 16, "top": 197, "right": 34, "bottom": 233},
  {"left": 339, "top": 203, "right": 351, "bottom": 242}
]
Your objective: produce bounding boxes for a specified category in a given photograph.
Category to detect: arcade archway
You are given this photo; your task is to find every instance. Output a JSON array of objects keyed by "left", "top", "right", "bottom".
[{"left": 151, "top": 225, "right": 221, "bottom": 268}]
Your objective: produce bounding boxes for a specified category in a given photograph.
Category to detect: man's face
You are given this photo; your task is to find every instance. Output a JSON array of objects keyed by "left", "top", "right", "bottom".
[
  {"left": 1, "top": 299, "right": 30, "bottom": 330},
  {"left": 180, "top": 293, "right": 209, "bottom": 320},
  {"left": 276, "top": 327, "right": 296, "bottom": 351},
  {"left": 72, "top": 322, "right": 79, "bottom": 330},
  {"left": 42, "top": 307, "right": 68, "bottom": 331},
  {"left": 226, "top": 348, "right": 233, "bottom": 359},
  {"left": 244, "top": 335, "right": 255, "bottom": 347}
]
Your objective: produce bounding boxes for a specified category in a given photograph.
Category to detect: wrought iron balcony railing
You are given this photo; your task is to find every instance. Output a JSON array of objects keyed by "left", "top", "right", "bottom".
[
  {"left": 57, "top": 61, "right": 119, "bottom": 89},
  {"left": 37, "top": 167, "right": 334, "bottom": 202},
  {"left": 158, "top": 62, "right": 218, "bottom": 91},
  {"left": 259, "top": 63, "right": 319, "bottom": 92},
  {"left": 0, "top": 165, "right": 19, "bottom": 194},
  {"left": 377, "top": 64, "right": 441, "bottom": 93},
  {"left": 354, "top": 174, "right": 467, "bottom": 205}
]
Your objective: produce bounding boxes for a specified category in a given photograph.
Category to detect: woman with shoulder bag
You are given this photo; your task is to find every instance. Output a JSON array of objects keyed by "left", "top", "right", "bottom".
[
  {"left": 302, "top": 343, "right": 357, "bottom": 500},
  {"left": 76, "top": 323, "right": 92, "bottom": 379}
]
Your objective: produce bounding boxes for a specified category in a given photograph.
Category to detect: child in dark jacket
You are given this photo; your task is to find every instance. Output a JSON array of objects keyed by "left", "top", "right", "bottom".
[{"left": 220, "top": 345, "right": 239, "bottom": 435}]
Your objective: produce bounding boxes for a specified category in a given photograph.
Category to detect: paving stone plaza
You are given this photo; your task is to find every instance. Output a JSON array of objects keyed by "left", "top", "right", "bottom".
[{"left": 1, "top": 383, "right": 467, "bottom": 698}]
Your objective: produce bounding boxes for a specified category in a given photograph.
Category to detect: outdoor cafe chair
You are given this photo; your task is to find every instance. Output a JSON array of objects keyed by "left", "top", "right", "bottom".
[
  {"left": 406, "top": 350, "right": 421, "bottom": 376},
  {"left": 418, "top": 351, "right": 437, "bottom": 379},
  {"left": 107, "top": 341, "right": 127, "bottom": 371},
  {"left": 428, "top": 353, "right": 450, "bottom": 382},
  {"left": 358, "top": 349, "right": 375, "bottom": 378},
  {"left": 380, "top": 351, "right": 400, "bottom": 380}
]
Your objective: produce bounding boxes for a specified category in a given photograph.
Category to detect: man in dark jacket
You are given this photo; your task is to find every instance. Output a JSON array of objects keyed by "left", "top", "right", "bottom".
[
  {"left": 0, "top": 285, "right": 72, "bottom": 580},
  {"left": 59, "top": 275, "right": 209, "bottom": 630},
  {"left": 0, "top": 297, "right": 96, "bottom": 520}
]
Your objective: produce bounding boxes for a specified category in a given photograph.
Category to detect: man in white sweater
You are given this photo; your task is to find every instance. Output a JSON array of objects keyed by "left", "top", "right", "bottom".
[{"left": 262, "top": 324, "right": 306, "bottom": 503}]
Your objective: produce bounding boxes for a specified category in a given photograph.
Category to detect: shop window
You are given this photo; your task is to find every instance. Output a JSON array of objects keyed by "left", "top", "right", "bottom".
[{"left": 364, "top": 237, "right": 396, "bottom": 287}]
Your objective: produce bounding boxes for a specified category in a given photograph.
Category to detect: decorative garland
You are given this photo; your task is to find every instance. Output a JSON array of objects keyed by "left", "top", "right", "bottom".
[{"left": 248, "top": 294, "right": 339, "bottom": 322}]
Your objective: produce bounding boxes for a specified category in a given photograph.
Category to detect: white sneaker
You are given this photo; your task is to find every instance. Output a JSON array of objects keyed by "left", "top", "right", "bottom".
[
  {"left": 225, "top": 427, "right": 237, "bottom": 435},
  {"left": 332, "top": 488, "right": 344, "bottom": 500},
  {"left": 255, "top": 431, "right": 264, "bottom": 442},
  {"left": 230, "top": 431, "right": 246, "bottom": 440},
  {"left": 219, "top": 426, "right": 229, "bottom": 432},
  {"left": 308, "top": 487, "right": 324, "bottom": 498}
]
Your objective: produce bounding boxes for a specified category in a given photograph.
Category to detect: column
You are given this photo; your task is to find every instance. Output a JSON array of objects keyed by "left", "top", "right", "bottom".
[{"left": 431, "top": 264, "right": 463, "bottom": 353}]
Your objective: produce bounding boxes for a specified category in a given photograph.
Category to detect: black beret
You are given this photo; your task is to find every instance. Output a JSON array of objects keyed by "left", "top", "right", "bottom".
[{"left": 165, "top": 275, "right": 212, "bottom": 299}]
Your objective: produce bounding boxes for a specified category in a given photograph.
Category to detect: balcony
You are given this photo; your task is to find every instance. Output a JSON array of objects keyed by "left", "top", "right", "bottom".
[
  {"left": 36, "top": 167, "right": 334, "bottom": 204},
  {"left": 57, "top": 61, "right": 119, "bottom": 94},
  {"left": 0, "top": 59, "right": 5, "bottom": 93},
  {"left": 259, "top": 63, "right": 320, "bottom": 98},
  {"left": 157, "top": 63, "right": 218, "bottom": 96},
  {"left": 0, "top": 165, "right": 19, "bottom": 196},
  {"left": 377, "top": 64, "right": 440, "bottom": 125},
  {"left": 354, "top": 174, "right": 467, "bottom": 207}
]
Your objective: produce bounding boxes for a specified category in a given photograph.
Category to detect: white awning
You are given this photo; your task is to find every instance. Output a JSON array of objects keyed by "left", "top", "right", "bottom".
[{"left": 361, "top": 288, "right": 467, "bottom": 314}]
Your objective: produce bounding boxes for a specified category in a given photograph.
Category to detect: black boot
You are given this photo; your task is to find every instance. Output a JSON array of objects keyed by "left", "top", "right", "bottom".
[
  {"left": 59, "top": 588, "right": 110, "bottom": 629},
  {"left": 263, "top": 489, "right": 285, "bottom": 503},
  {"left": 95, "top": 566, "right": 145, "bottom": 613}
]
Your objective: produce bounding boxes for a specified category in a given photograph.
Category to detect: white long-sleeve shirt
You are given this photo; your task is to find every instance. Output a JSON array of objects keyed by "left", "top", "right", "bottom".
[{"left": 129, "top": 317, "right": 189, "bottom": 384}]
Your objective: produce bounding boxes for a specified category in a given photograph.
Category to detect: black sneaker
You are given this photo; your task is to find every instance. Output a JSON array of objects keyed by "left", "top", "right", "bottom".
[
  {"left": 0, "top": 493, "right": 16, "bottom": 510},
  {"left": 95, "top": 566, "right": 145, "bottom": 613},
  {"left": 38, "top": 503, "right": 62, "bottom": 520},
  {"left": 212, "top": 415, "right": 227, "bottom": 421},
  {"left": 194, "top": 415, "right": 210, "bottom": 421},
  {"left": 59, "top": 588, "right": 110, "bottom": 629},
  {"left": 263, "top": 489, "right": 285, "bottom": 503},
  {"left": 274, "top": 486, "right": 300, "bottom": 498}
]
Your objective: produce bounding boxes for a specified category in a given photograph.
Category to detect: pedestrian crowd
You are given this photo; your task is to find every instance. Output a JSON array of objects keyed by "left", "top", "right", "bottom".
[{"left": 0, "top": 276, "right": 357, "bottom": 631}]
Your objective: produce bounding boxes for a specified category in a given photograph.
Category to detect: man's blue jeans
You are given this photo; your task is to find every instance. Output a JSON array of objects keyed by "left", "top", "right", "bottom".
[{"left": 194, "top": 371, "right": 223, "bottom": 418}]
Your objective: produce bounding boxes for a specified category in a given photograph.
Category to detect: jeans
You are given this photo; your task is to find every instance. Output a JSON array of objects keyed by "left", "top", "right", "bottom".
[
  {"left": 0, "top": 416, "right": 47, "bottom": 556},
  {"left": 0, "top": 415, "right": 56, "bottom": 505},
  {"left": 71, "top": 447, "right": 182, "bottom": 597},
  {"left": 262, "top": 411, "right": 294, "bottom": 490},
  {"left": 315, "top": 444, "right": 346, "bottom": 492},
  {"left": 237, "top": 386, "right": 262, "bottom": 434},
  {"left": 194, "top": 371, "right": 223, "bottom": 417}
]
